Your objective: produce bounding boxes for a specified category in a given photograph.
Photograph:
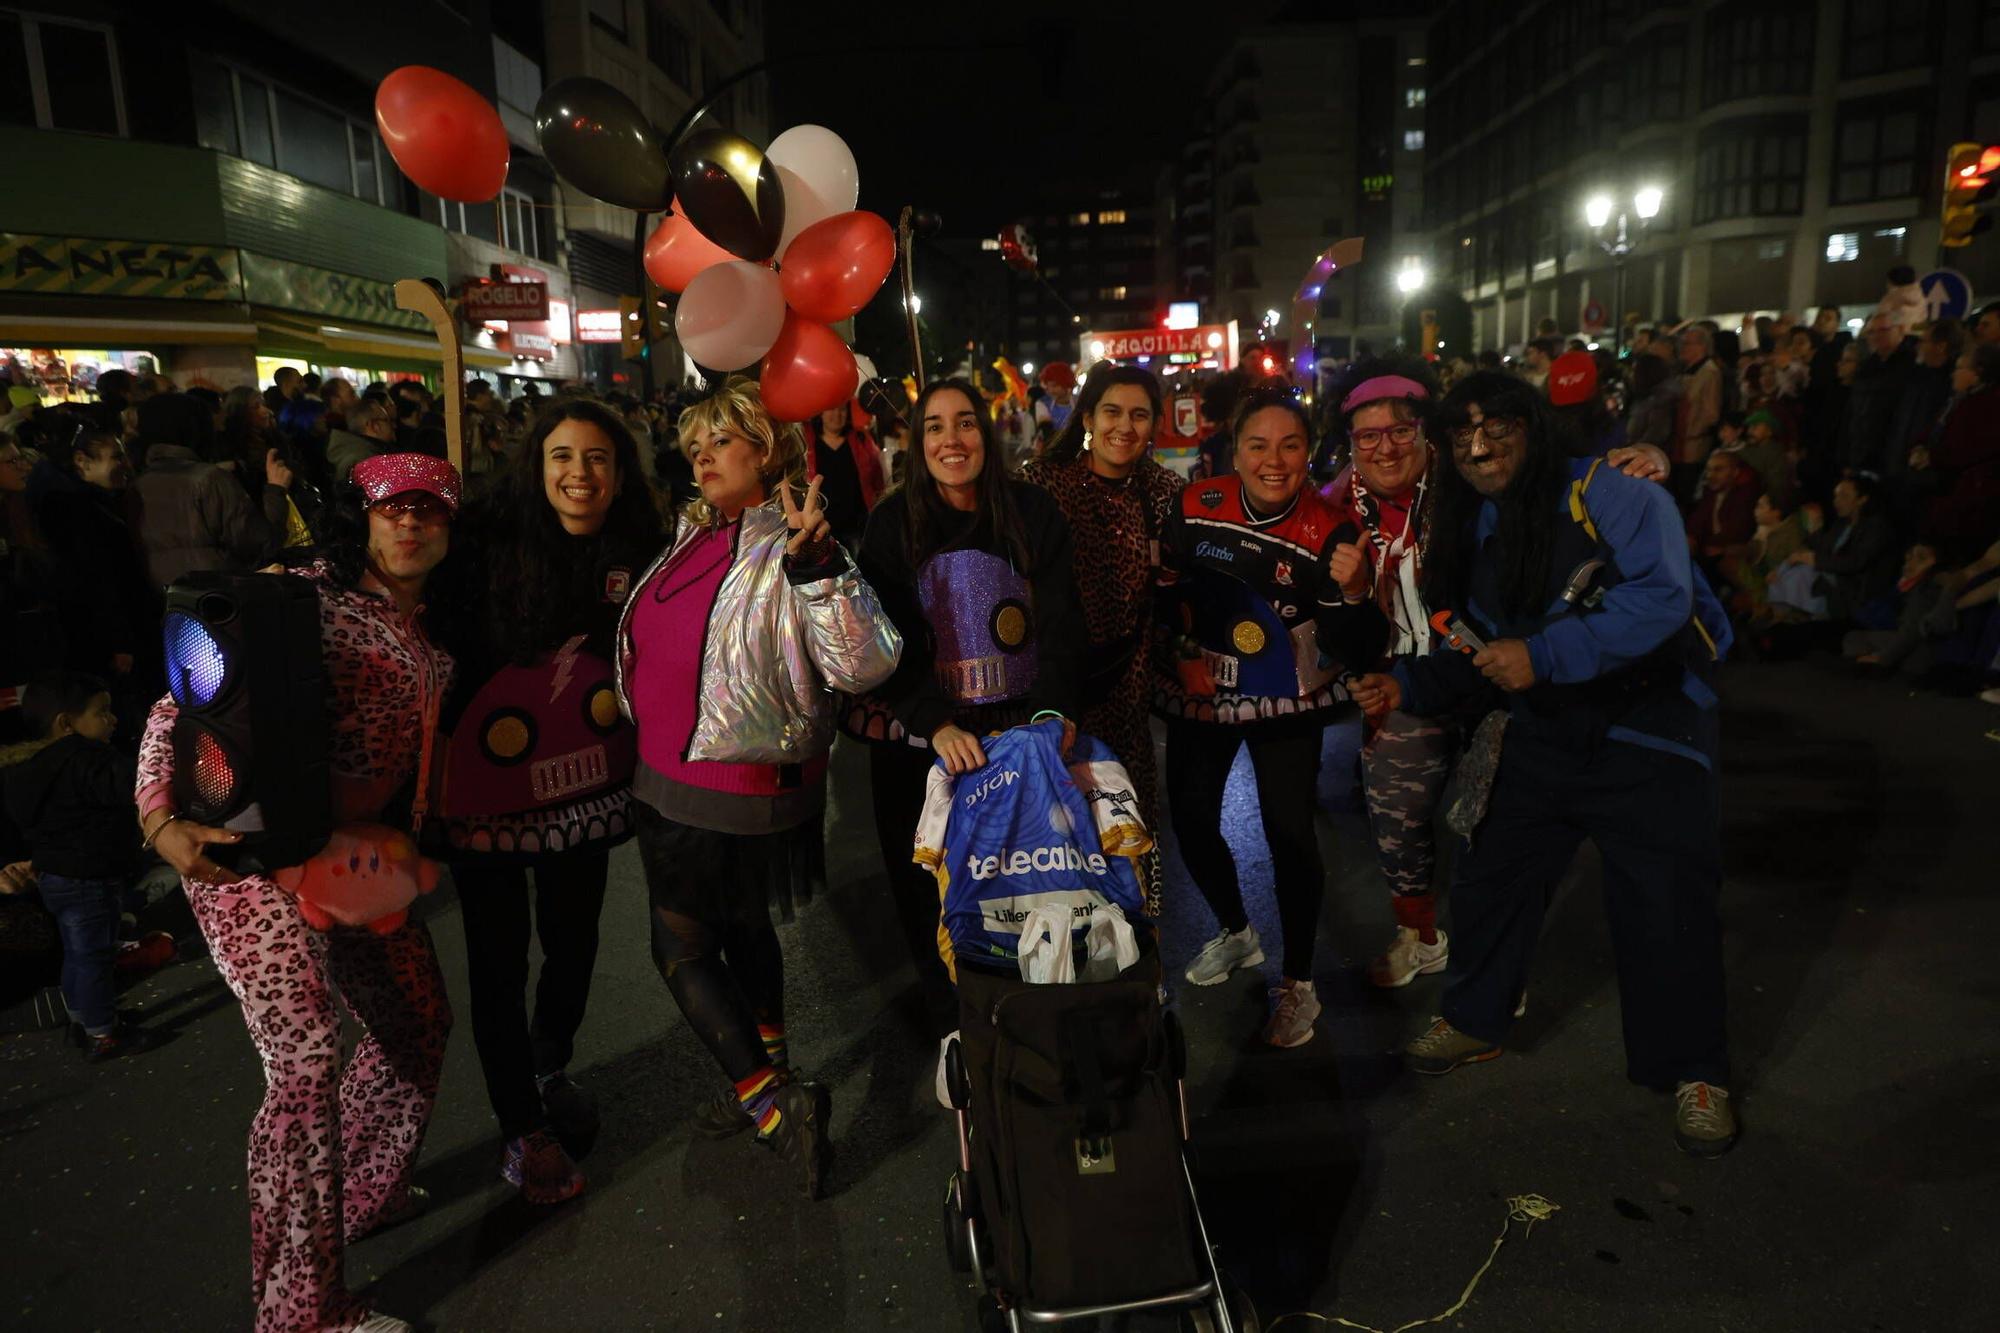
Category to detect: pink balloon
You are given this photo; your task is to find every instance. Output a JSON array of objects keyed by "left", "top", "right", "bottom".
[
  {"left": 760, "top": 314, "right": 858, "bottom": 422},
  {"left": 644, "top": 209, "right": 733, "bottom": 293},
  {"left": 374, "top": 66, "right": 509, "bottom": 203},
  {"left": 674, "top": 262, "right": 786, "bottom": 371},
  {"left": 779, "top": 211, "right": 895, "bottom": 324}
]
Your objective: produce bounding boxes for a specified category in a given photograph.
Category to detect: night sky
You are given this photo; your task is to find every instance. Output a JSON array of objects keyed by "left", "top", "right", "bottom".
[{"left": 764, "top": 0, "right": 1293, "bottom": 237}]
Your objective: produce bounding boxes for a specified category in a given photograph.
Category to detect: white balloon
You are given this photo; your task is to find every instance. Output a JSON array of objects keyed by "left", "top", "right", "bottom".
[
  {"left": 767, "top": 124, "right": 859, "bottom": 255},
  {"left": 853, "top": 352, "right": 879, "bottom": 393},
  {"left": 674, "top": 261, "right": 786, "bottom": 371}
]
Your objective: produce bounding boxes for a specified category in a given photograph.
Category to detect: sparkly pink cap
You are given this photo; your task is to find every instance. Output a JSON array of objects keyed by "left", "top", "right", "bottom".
[{"left": 352, "top": 452, "right": 463, "bottom": 515}]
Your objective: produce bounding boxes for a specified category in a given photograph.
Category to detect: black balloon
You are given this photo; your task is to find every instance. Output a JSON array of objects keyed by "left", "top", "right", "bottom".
[
  {"left": 667, "top": 127, "right": 786, "bottom": 262},
  {"left": 533, "top": 77, "right": 673, "bottom": 212}
]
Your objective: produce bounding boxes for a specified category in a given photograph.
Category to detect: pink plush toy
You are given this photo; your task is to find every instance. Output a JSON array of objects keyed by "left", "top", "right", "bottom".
[{"left": 273, "top": 824, "right": 441, "bottom": 934}]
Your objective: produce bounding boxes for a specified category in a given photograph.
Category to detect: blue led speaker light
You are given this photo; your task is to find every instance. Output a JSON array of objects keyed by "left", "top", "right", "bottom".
[{"left": 164, "top": 612, "right": 230, "bottom": 708}]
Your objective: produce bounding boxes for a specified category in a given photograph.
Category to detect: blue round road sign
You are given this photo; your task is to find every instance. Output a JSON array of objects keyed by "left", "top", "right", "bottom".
[{"left": 1919, "top": 269, "right": 1973, "bottom": 322}]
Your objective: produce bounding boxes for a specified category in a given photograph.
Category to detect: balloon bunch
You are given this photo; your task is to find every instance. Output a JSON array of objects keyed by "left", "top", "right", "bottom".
[
  {"left": 647, "top": 123, "right": 891, "bottom": 421},
  {"left": 371, "top": 68, "right": 893, "bottom": 422}
]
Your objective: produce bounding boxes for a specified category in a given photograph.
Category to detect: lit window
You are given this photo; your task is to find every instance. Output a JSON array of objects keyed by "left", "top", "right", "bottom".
[
  {"left": 1097, "top": 209, "right": 1127, "bottom": 224},
  {"left": 980, "top": 237, "right": 1001, "bottom": 250},
  {"left": 1099, "top": 286, "right": 1128, "bottom": 300},
  {"left": 1825, "top": 232, "right": 1859, "bottom": 263},
  {"left": 1069, "top": 211, "right": 1091, "bottom": 225},
  {"left": 1403, "top": 130, "right": 1425, "bottom": 151},
  {"left": 1405, "top": 87, "right": 1426, "bottom": 108}
]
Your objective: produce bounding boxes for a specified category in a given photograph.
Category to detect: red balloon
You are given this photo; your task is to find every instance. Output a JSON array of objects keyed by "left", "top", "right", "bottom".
[
  {"left": 778, "top": 211, "right": 895, "bottom": 324},
  {"left": 644, "top": 209, "right": 734, "bottom": 294},
  {"left": 760, "top": 314, "right": 858, "bottom": 422},
  {"left": 375, "top": 66, "right": 509, "bottom": 203}
]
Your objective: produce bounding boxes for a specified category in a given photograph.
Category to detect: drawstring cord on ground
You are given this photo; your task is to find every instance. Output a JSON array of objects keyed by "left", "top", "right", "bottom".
[{"left": 1265, "top": 1193, "right": 1561, "bottom": 1333}]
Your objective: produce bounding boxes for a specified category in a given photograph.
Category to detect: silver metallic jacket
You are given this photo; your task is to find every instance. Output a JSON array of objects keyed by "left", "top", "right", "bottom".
[{"left": 614, "top": 502, "right": 903, "bottom": 765}]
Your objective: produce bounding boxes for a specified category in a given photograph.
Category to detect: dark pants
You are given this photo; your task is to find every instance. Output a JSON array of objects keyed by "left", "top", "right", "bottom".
[
  {"left": 1165, "top": 720, "right": 1327, "bottom": 981},
  {"left": 1441, "top": 733, "right": 1729, "bottom": 1089},
  {"left": 868, "top": 741, "right": 960, "bottom": 1039},
  {"left": 455, "top": 851, "right": 610, "bottom": 1139},
  {"left": 38, "top": 872, "right": 123, "bottom": 1034}
]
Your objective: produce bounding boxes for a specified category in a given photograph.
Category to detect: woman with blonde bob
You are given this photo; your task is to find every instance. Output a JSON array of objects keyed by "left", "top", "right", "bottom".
[{"left": 613, "top": 376, "right": 902, "bottom": 1199}]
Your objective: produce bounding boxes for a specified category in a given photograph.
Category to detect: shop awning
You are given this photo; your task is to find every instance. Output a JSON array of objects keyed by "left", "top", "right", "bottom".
[
  {"left": 0, "top": 298, "right": 258, "bottom": 347},
  {"left": 251, "top": 309, "right": 510, "bottom": 371}
]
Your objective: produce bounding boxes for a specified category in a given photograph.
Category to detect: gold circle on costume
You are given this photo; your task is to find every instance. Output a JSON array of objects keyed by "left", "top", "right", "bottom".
[
  {"left": 589, "top": 688, "right": 619, "bottom": 729},
  {"left": 486, "top": 716, "right": 531, "bottom": 760},
  {"left": 993, "top": 604, "right": 1028, "bottom": 648},
  {"left": 1231, "top": 620, "right": 1267, "bottom": 655}
]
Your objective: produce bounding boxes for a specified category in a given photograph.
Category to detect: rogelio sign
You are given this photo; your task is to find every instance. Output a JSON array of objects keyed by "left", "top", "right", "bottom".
[{"left": 462, "top": 280, "right": 549, "bottom": 322}]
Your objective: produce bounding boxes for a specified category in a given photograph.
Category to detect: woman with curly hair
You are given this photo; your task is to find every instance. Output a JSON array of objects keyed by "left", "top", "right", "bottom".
[
  {"left": 615, "top": 377, "right": 900, "bottom": 1199},
  {"left": 429, "top": 400, "right": 666, "bottom": 1204}
]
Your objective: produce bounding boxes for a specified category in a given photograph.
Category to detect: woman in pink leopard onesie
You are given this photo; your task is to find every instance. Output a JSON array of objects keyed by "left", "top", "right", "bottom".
[{"left": 135, "top": 453, "right": 461, "bottom": 1333}]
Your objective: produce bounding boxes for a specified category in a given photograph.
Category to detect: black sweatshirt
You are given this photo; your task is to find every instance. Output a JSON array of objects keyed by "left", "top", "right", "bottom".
[
  {"left": 858, "top": 483, "right": 1085, "bottom": 743},
  {"left": 3, "top": 735, "right": 140, "bottom": 880}
]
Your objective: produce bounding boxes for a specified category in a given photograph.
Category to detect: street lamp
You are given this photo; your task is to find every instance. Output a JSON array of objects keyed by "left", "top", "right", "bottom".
[
  {"left": 1584, "top": 184, "right": 1664, "bottom": 355},
  {"left": 1396, "top": 262, "right": 1428, "bottom": 294}
]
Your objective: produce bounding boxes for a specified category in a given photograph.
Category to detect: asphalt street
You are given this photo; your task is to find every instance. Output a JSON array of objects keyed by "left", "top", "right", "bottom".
[{"left": 4, "top": 657, "right": 1996, "bottom": 1332}]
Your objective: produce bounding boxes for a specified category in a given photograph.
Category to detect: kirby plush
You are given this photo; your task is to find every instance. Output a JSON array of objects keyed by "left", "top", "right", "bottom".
[{"left": 273, "top": 824, "right": 441, "bottom": 933}]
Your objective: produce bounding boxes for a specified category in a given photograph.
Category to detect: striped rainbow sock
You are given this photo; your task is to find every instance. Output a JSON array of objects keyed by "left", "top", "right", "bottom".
[
  {"left": 759, "top": 1023, "right": 788, "bottom": 1069},
  {"left": 735, "top": 1067, "right": 784, "bottom": 1137}
]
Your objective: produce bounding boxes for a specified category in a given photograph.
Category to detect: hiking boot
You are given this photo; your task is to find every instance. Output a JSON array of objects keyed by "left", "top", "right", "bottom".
[
  {"left": 692, "top": 1082, "right": 758, "bottom": 1139},
  {"left": 538, "top": 1071, "right": 601, "bottom": 1159},
  {"left": 501, "top": 1129, "right": 585, "bottom": 1204},
  {"left": 1185, "top": 925, "right": 1264, "bottom": 986},
  {"left": 1403, "top": 1018, "right": 1501, "bottom": 1075},
  {"left": 760, "top": 1080, "right": 833, "bottom": 1200},
  {"left": 1368, "top": 927, "right": 1449, "bottom": 988},
  {"left": 1261, "top": 979, "right": 1321, "bottom": 1049},
  {"left": 1673, "top": 1081, "right": 1738, "bottom": 1158}
]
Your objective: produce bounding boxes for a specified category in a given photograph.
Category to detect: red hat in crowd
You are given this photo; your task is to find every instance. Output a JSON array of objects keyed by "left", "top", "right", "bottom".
[
  {"left": 352, "top": 452, "right": 463, "bottom": 515},
  {"left": 1548, "top": 350, "right": 1598, "bottom": 406},
  {"left": 1039, "top": 361, "right": 1076, "bottom": 390}
]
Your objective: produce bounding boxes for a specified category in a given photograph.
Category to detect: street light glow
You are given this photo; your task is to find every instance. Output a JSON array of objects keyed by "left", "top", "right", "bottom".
[
  {"left": 905, "top": 294, "right": 922, "bottom": 314},
  {"left": 1020, "top": 361, "right": 1034, "bottom": 376},
  {"left": 1585, "top": 194, "right": 1614, "bottom": 228},
  {"left": 1634, "top": 185, "right": 1664, "bottom": 220},
  {"left": 1264, "top": 308, "right": 1281, "bottom": 326},
  {"left": 1089, "top": 339, "right": 1106, "bottom": 358},
  {"left": 1396, "top": 263, "right": 1427, "bottom": 294},
  {"left": 1205, "top": 331, "right": 1224, "bottom": 349}
]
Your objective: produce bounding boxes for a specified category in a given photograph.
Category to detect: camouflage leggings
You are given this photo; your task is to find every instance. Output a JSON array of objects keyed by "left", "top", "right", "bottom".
[{"left": 1360, "top": 709, "right": 1461, "bottom": 934}]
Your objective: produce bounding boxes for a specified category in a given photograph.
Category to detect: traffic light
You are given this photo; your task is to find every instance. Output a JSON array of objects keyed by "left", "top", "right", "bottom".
[
  {"left": 619, "top": 294, "right": 645, "bottom": 359},
  {"left": 1943, "top": 141, "right": 2000, "bottom": 248},
  {"left": 164, "top": 572, "right": 331, "bottom": 871}
]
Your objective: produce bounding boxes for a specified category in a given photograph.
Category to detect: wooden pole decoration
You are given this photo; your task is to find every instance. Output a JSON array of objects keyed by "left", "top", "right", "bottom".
[{"left": 393, "top": 277, "right": 465, "bottom": 474}]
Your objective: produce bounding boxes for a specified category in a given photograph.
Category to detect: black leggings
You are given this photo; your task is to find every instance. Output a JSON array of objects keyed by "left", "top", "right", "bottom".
[
  {"left": 455, "top": 851, "right": 610, "bottom": 1138},
  {"left": 868, "top": 741, "right": 959, "bottom": 1040},
  {"left": 1165, "top": 719, "right": 1327, "bottom": 981},
  {"left": 633, "top": 816, "right": 786, "bottom": 1086}
]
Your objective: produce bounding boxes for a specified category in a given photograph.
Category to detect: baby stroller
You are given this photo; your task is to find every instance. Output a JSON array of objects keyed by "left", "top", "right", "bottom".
[{"left": 939, "top": 939, "right": 1257, "bottom": 1331}]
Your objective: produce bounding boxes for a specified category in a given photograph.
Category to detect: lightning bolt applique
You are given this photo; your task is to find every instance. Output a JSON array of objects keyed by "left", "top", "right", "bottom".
[{"left": 548, "top": 634, "right": 586, "bottom": 704}]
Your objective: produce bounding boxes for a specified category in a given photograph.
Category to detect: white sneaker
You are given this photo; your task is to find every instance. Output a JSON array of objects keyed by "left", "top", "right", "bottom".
[
  {"left": 1184, "top": 925, "right": 1264, "bottom": 986},
  {"left": 1261, "top": 978, "right": 1321, "bottom": 1048},
  {"left": 935, "top": 1032, "right": 957, "bottom": 1110},
  {"left": 1980, "top": 687, "right": 2000, "bottom": 705},
  {"left": 343, "top": 1314, "right": 415, "bottom": 1333},
  {"left": 1367, "top": 927, "right": 1449, "bottom": 988}
]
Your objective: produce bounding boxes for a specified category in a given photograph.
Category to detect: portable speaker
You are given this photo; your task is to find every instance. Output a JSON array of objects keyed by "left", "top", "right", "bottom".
[{"left": 163, "top": 572, "right": 331, "bottom": 872}]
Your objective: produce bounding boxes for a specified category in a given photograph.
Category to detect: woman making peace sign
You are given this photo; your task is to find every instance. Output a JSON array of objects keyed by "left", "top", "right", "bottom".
[{"left": 613, "top": 377, "right": 902, "bottom": 1200}]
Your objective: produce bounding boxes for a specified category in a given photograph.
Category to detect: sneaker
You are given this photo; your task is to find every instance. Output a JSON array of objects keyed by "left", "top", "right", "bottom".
[
  {"left": 83, "top": 1016, "right": 157, "bottom": 1062},
  {"left": 538, "top": 1071, "right": 600, "bottom": 1159},
  {"left": 1403, "top": 1018, "right": 1501, "bottom": 1075},
  {"left": 114, "top": 931, "right": 176, "bottom": 974},
  {"left": 500, "top": 1129, "right": 585, "bottom": 1204},
  {"left": 1261, "top": 979, "right": 1321, "bottom": 1049},
  {"left": 692, "top": 1082, "right": 758, "bottom": 1140},
  {"left": 935, "top": 1032, "right": 958, "bottom": 1110},
  {"left": 1184, "top": 925, "right": 1264, "bottom": 986},
  {"left": 1368, "top": 927, "right": 1449, "bottom": 988},
  {"left": 1514, "top": 989, "right": 1529, "bottom": 1019},
  {"left": 1673, "top": 1081, "right": 1738, "bottom": 1158},
  {"left": 759, "top": 1079, "right": 833, "bottom": 1200},
  {"left": 1980, "top": 687, "right": 2000, "bottom": 705}
]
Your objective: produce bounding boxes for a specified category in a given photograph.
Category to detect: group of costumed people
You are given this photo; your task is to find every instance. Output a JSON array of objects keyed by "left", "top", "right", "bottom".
[{"left": 135, "top": 354, "right": 1736, "bottom": 1333}]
